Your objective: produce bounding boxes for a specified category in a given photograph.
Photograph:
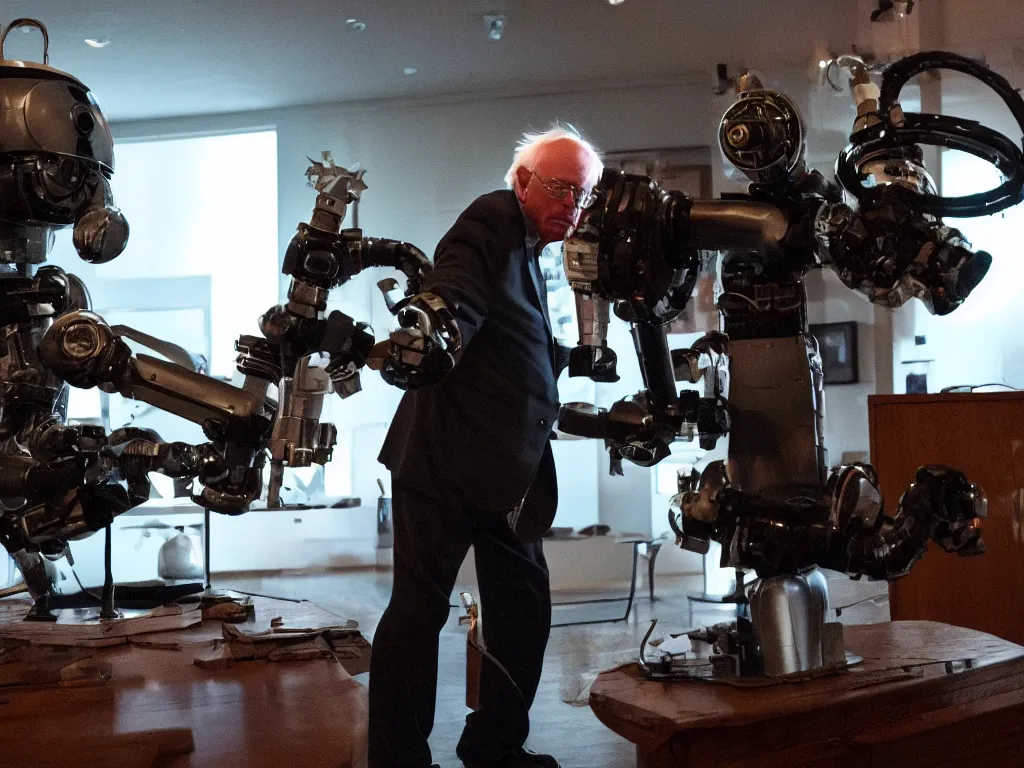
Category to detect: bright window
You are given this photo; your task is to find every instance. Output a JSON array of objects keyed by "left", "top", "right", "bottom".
[{"left": 50, "top": 129, "right": 279, "bottom": 379}]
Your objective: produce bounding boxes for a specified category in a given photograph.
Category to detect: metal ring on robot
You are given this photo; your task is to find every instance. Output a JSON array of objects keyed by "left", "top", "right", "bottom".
[
  {"left": 0, "top": 19, "right": 49, "bottom": 64},
  {"left": 836, "top": 51, "right": 1024, "bottom": 217}
]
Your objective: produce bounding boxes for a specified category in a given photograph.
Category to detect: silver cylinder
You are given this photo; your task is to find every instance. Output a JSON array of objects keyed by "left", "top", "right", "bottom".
[
  {"left": 749, "top": 569, "right": 829, "bottom": 677},
  {"left": 574, "top": 292, "right": 609, "bottom": 348}
]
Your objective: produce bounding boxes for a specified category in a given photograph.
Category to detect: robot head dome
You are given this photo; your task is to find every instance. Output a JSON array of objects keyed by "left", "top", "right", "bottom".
[
  {"left": 0, "top": 19, "right": 126, "bottom": 264},
  {"left": 719, "top": 84, "right": 805, "bottom": 186},
  {"left": 0, "top": 19, "right": 114, "bottom": 174}
]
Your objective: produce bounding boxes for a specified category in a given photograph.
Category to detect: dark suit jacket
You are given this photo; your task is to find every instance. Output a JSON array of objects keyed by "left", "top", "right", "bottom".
[{"left": 379, "top": 190, "right": 561, "bottom": 533}]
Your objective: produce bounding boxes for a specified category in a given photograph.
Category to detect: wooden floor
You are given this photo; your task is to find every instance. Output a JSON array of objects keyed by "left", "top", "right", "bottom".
[{"left": 219, "top": 566, "right": 889, "bottom": 768}]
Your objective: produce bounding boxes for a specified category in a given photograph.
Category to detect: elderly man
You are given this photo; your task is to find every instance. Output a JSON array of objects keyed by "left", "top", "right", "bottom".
[{"left": 369, "top": 126, "right": 603, "bottom": 768}]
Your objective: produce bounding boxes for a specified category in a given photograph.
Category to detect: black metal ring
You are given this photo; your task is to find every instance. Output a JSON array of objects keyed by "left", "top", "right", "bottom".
[
  {"left": 836, "top": 51, "right": 1024, "bottom": 217},
  {"left": 0, "top": 18, "right": 49, "bottom": 64}
]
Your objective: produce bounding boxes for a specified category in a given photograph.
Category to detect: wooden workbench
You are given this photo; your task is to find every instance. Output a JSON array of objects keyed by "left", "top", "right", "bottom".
[
  {"left": 589, "top": 621, "right": 1024, "bottom": 768},
  {"left": 0, "top": 594, "right": 368, "bottom": 768}
]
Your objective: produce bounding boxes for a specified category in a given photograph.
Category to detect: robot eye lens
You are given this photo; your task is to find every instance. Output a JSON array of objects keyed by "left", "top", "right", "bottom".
[{"left": 74, "top": 111, "right": 95, "bottom": 136}]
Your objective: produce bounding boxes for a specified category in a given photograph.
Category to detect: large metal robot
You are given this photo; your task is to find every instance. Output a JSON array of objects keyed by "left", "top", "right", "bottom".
[
  {"left": 0, "top": 18, "right": 427, "bottom": 617},
  {"left": 552, "top": 51, "right": 1023, "bottom": 678}
]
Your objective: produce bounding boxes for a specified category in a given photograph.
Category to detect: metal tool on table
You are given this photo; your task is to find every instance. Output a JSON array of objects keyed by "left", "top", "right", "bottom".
[{"left": 460, "top": 591, "right": 483, "bottom": 710}]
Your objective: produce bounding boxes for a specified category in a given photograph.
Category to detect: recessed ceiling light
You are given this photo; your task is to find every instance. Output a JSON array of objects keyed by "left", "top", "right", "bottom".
[
  {"left": 403, "top": 67, "right": 418, "bottom": 76},
  {"left": 483, "top": 14, "right": 505, "bottom": 41},
  {"left": 84, "top": 38, "right": 112, "bottom": 48},
  {"left": 346, "top": 19, "right": 366, "bottom": 32}
]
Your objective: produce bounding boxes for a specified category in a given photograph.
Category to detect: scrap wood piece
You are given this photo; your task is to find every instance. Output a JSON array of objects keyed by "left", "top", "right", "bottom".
[
  {"left": 126, "top": 636, "right": 183, "bottom": 651},
  {"left": 58, "top": 657, "right": 112, "bottom": 687},
  {"left": 193, "top": 646, "right": 233, "bottom": 670},
  {"left": 193, "top": 622, "right": 371, "bottom": 673},
  {"left": 200, "top": 593, "right": 255, "bottom": 623},
  {"left": 328, "top": 633, "right": 372, "bottom": 675},
  {"left": 0, "top": 602, "right": 202, "bottom": 644},
  {"left": 0, "top": 643, "right": 109, "bottom": 689},
  {"left": 267, "top": 635, "right": 333, "bottom": 662},
  {"left": 222, "top": 623, "right": 330, "bottom": 661}
]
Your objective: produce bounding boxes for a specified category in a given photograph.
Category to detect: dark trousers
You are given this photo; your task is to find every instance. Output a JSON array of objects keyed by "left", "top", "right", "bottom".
[{"left": 368, "top": 481, "right": 552, "bottom": 767}]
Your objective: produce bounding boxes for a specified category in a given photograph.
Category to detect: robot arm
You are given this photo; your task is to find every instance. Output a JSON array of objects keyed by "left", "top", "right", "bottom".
[
  {"left": 38, "top": 310, "right": 270, "bottom": 514},
  {"left": 557, "top": 171, "right": 796, "bottom": 464},
  {"left": 236, "top": 153, "right": 435, "bottom": 505},
  {"left": 669, "top": 460, "right": 985, "bottom": 580},
  {"left": 815, "top": 200, "right": 990, "bottom": 315},
  {"left": 257, "top": 155, "right": 431, "bottom": 398},
  {"left": 563, "top": 169, "right": 697, "bottom": 383}
]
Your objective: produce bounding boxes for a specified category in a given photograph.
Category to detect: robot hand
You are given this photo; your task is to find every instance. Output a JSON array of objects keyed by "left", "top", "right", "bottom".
[
  {"left": 557, "top": 384, "right": 728, "bottom": 468},
  {"left": 889, "top": 465, "right": 986, "bottom": 560},
  {"left": 826, "top": 463, "right": 986, "bottom": 580},
  {"left": 102, "top": 432, "right": 261, "bottom": 515},
  {"left": 557, "top": 397, "right": 674, "bottom": 468},
  {"left": 373, "top": 291, "right": 461, "bottom": 390},
  {"left": 567, "top": 343, "right": 620, "bottom": 383},
  {"left": 817, "top": 201, "right": 992, "bottom": 315},
  {"left": 823, "top": 51, "right": 1024, "bottom": 316}
]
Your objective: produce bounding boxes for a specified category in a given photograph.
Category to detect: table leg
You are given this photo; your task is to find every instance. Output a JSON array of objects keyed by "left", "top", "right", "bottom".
[
  {"left": 619, "top": 543, "right": 640, "bottom": 622},
  {"left": 647, "top": 542, "right": 663, "bottom": 602}
]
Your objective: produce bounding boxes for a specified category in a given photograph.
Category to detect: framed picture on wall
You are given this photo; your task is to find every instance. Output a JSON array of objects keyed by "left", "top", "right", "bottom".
[{"left": 809, "top": 321, "right": 859, "bottom": 385}]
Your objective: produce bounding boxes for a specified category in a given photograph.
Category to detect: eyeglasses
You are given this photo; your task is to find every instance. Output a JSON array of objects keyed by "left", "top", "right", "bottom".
[{"left": 530, "top": 172, "right": 597, "bottom": 209}]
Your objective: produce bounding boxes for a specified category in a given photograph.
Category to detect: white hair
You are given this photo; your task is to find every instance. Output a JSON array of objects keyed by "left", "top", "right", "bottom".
[{"left": 504, "top": 123, "right": 603, "bottom": 191}]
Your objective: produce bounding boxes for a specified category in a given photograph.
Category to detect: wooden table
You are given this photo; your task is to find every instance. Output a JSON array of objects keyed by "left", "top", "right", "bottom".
[
  {"left": 590, "top": 621, "right": 1024, "bottom": 768},
  {"left": 0, "top": 595, "right": 368, "bottom": 768}
]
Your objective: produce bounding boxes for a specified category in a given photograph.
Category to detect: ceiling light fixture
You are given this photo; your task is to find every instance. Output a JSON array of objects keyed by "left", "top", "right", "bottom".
[
  {"left": 84, "top": 38, "right": 111, "bottom": 48},
  {"left": 346, "top": 19, "right": 366, "bottom": 32},
  {"left": 483, "top": 13, "right": 506, "bottom": 41},
  {"left": 403, "top": 67, "right": 418, "bottom": 76},
  {"left": 608, "top": 0, "right": 626, "bottom": 5}
]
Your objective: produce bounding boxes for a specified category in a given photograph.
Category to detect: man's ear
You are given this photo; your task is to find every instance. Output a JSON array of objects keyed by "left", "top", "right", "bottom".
[{"left": 515, "top": 166, "right": 532, "bottom": 202}]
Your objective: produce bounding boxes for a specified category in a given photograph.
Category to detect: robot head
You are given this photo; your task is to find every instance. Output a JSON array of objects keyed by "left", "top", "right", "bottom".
[
  {"left": 719, "top": 81, "right": 806, "bottom": 186},
  {"left": 0, "top": 19, "right": 127, "bottom": 264}
]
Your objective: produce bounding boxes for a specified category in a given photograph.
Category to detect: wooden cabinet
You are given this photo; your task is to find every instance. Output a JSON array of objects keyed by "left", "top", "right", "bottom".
[{"left": 869, "top": 392, "right": 1024, "bottom": 645}]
